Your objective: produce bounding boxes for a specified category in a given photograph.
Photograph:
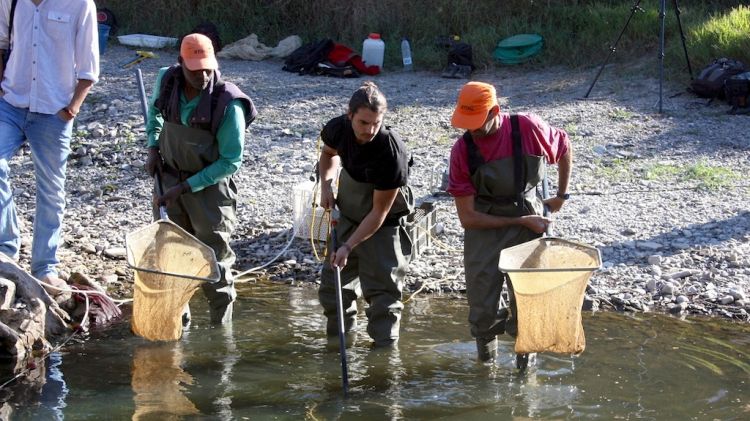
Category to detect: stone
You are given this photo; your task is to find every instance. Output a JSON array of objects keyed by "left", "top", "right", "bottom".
[
  {"left": 103, "top": 247, "right": 127, "bottom": 259},
  {"left": 719, "top": 295, "right": 735, "bottom": 305},
  {"left": 647, "top": 255, "right": 662, "bottom": 265}
]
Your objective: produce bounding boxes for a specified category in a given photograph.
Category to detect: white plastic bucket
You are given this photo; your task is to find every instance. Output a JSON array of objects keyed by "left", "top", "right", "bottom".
[{"left": 362, "top": 33, "right": 385, "bottom": 69}]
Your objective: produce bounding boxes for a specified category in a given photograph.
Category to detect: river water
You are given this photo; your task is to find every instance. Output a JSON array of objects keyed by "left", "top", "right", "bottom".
[{"left": 1, "top": 281, "right": 748, "bottom": 420}]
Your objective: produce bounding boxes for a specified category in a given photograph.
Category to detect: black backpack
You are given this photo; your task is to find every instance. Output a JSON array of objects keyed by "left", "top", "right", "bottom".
[
  {"left": 690, "top": 58, "right": 747, "bottom": 99},
  {"left": 185, "top": 21, "right": 223, "bottom": 53},
  {"left": 282, "top": 39, "right": 334, "bottom": 75},
  {"left": 448, "top": 42, "right": 476, "bottom": 70},
  {"left": 724, "top": 72, "right": 750, "bottom": 115}
]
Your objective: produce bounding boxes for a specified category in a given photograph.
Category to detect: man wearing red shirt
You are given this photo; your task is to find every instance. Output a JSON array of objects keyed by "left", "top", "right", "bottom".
[{"left": 447, "top": 81, "right": 573, "bottom": 362}]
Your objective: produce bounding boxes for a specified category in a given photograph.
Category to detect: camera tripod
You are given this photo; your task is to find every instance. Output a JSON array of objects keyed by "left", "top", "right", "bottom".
[{"left": 583, "top": 0, "right": 694, "bottom": 113}]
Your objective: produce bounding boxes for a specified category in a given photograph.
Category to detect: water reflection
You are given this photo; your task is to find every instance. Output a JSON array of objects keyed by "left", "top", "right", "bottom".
[
  {"left": 181, "top": 323, "right": 238, "bottom": 419},
  {"left": 0, "top": 281, "right": 747, "bottom": 419},
  {"left": 0, "top": 352, "right": 67, "bottom": 420},
  {"left": 131, "top": 342, "right": 198, "bottom": 419}
]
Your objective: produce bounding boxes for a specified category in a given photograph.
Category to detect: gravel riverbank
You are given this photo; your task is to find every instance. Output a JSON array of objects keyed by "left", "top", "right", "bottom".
[{"left": 7, "top": 44, "right": 750, "bottom": 322}]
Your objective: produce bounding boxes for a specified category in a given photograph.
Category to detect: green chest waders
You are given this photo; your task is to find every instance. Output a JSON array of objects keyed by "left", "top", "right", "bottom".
[
  {"left": 464, "top": 154, "right": 544, "bottom": 359},
  {"left": 318, "top": 169, "right": 414, "bottom": 346},
  {"left": 158, "top": 122, "right": 239, "bottom": 324}
]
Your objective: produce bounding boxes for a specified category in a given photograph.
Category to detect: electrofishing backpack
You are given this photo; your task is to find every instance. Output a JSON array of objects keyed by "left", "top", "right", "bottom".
[
  {"left": 724, "top": 72, "right": 750, "bottom": 115},
  {"left": 690, "top": 58, "right": 747, "bottom": 99}
]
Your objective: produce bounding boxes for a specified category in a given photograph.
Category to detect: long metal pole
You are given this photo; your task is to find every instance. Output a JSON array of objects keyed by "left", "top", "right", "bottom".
[
  {"left": 658, "top": 0, "right": 667, "bottom": 113},
  {"left": 672, "top": 0, "right": 694, "bottom": 79},
  {"left": 135, "top": 68, "right": 167, "bottom": 220},
  {"left": 541, "top": 163, "right": 552, "bottom": 237},
  {"left": 584, "top": 0, "right": 643, "bottom": 98},
  {"left": 330, "top": 210, "right": 349, "bottom": 397}
]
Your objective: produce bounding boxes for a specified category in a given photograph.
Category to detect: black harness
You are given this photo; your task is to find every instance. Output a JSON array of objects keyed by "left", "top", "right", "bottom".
[{"left": 463, "top": 114, "right": 525, "bottom": 213}]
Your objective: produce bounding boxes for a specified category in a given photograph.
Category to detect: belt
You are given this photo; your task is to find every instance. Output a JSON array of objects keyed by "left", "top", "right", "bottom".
[{"left": 162, "top": 163, "right": 196, "bottom": 182}]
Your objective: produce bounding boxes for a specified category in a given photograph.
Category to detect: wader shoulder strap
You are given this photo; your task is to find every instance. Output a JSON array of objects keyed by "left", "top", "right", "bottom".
[
  {"left": 510, "top": 114, "right": 525, "bottom": 213},
  {"left": 463, "top": 131, "right": 484, "bottom": 176}
]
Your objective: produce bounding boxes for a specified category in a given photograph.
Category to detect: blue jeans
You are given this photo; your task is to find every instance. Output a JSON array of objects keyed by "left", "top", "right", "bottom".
[{"left": 0, "top": 98, "right": 72, "bottom": 278}]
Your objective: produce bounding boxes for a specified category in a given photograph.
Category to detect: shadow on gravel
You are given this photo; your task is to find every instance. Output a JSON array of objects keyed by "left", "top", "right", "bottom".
[{"left": 604, "top": 211, "right": 750, "bottom": 264}]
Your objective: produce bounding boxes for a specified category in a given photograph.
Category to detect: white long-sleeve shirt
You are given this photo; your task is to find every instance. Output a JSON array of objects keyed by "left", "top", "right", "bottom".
[{"left": 0, "top": 0, "right": 99, "bottom": 115}]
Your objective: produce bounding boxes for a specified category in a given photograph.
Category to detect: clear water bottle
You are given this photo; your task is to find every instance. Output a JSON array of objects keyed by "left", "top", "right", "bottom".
[{"left": 401, "top": 38, "right": 413, "bottom": 71}]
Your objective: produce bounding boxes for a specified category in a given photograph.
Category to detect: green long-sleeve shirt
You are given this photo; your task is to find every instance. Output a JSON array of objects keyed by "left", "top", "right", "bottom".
[{"left": 146, "top": 67, "right": 246, "bottom": 192}]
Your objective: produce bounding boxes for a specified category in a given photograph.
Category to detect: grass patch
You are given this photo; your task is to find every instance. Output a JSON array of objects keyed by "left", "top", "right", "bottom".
[
  {"left": 595, "top": 157, "right": 633, "bottom": 182},
  {"left": 686, "top": 5, "right": 750, "bottom": 70},
  {"left": 685, "top": 162, "right": 739, "bottom": 189},
  {"left": 435, "top": 133, "right": 454, "bottom": 146},
  {"left": 645, "top": 163, "right": 681, "bottom": 180},
  {"left": 564, "top": 122, "right": 578, "bottom": 136},
  {"left": 608, "top": 108, "right": 634, "bottom": 121},
  {"left": 645, "top": 161, "right": 739, "bottom": 189}
]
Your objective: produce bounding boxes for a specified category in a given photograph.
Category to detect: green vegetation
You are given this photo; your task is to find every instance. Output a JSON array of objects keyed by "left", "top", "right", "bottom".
[
  {"left": 98, "top": 0, "right": 747, "bottom": 80},
  {"left": 645, "top": 161, "right": 739, "bottom": 189},
  {"left": 595, "top": 157, "right": 633, "bottom": 181},
  {"left": 608, "top": 108, "right": 635, "bottom": 120},
  {"left": 563, "top": 123, "right": 579, "bottom": 139}
]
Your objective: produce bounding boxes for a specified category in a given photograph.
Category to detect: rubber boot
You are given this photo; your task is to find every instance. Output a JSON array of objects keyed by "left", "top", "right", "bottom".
[
  {"left": 210, "top": 302, "right": 233, "bottom": 325},
  {"left": 476, "top": 336, "right": 498, "bottom": 362},
  {"left": 326, "top": 331, "right": 358, "bottom": 351},
  {"left": 372, "top": 337, "right": 398, "bottom": 349},
  {"left": 326, "top": 316, "right": 357, "bottom": 337},
  {"left": 516, "top": 353, "right": 537, "bottom": 370},
  {"left": 182, "top": 304, "right": 191, "bottom": 327}
]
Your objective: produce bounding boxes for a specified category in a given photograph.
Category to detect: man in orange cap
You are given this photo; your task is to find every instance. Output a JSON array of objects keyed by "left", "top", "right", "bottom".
[
  {"left": 447, "top": 81, "right": 572, "bottom": 363},
  {"left": 145, "top": 33, "right": 257, "bottom": 324}
]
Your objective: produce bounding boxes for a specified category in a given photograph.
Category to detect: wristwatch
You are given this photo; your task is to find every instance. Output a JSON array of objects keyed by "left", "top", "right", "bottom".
[{"left": 556, "top": 192, "right": 570, "bottom": 200}]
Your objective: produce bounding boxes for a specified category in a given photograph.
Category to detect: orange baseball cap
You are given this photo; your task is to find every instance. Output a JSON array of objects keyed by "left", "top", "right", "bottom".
[
  {"left": 180, "top": 33, "right": 218, "bottom": 71},
  {"left": 451, "top": 82, "right": 498, "bottom": 130}
]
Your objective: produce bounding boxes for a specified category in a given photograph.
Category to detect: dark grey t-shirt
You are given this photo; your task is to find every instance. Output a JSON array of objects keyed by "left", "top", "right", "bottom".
[{"left": 321, "top": 114, "right": 410, "bottom": 190}]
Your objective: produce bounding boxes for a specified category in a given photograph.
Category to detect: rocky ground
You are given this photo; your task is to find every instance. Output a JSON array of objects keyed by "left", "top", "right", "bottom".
[{"left": 7, "top": 44, "right": 749, "bottom": 322}]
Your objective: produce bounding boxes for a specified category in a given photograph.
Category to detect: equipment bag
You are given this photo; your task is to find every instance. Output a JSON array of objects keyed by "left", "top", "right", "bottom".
[
  {"left": 724, "top": 72, "right": 750, "bottom": 115},
  {"left": 282, "top": 39, "right": 334, "bottom": 75},
  {"left": 690, "top": 58, "right": 747, "bottom": 99}
]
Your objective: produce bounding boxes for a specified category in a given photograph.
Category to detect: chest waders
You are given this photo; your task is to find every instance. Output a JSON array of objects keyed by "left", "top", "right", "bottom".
[
  {"left": 465, "top": 150, "right": 544, "bottom": 361},
  {"left": 157, "top": 121, "right": 238, "bottom": 324},
  {"left": 318, "top": 169, "right": 413, "bottom": 347}
]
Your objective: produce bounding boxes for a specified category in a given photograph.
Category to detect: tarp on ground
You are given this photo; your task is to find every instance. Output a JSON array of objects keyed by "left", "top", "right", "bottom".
[{"left": 217, "top": 34, "right": 302, "bottom": 61}]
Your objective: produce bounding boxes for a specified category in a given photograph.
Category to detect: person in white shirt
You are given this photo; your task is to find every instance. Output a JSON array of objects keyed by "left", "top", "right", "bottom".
[{"left": 0, "top": 0, "right": 99, "bottom": 296}]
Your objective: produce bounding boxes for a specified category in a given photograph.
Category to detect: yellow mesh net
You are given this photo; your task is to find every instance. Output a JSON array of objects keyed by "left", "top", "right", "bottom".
[
  {"left": 499, "top": 237, "right": 601, "bottom": 355},
  {"left": 126, "top": 220, "right": 220, "bottom": 341}
]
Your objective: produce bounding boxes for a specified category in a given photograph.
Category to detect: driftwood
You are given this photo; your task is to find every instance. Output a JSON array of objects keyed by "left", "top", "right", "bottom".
[{"left": 0, "top": 254, "right": 71, "bottom": 365}]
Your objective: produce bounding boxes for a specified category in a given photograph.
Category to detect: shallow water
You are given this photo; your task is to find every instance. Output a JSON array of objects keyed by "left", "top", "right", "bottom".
[{"left": 2, "top": 281, "right": 748, "bottom": 420}]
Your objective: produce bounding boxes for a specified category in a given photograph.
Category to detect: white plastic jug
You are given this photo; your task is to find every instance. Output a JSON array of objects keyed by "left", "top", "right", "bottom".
[{"left": 362, "top": 33, "right": 385, "bottom": 70}]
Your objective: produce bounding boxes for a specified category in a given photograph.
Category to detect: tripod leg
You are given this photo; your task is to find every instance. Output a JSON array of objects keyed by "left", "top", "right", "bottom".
[
  {"left": 659, "top": 0, "right": 667, "bottom": 113},
  {"left": 584, "top": 0, "right": 644, "bottom": 98},
  {"left": 672, "top": 0, "right": 694, "bottom": 79}
]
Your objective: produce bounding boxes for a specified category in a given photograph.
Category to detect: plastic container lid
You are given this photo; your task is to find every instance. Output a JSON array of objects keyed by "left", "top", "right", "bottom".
[
  {"left": 369, "top": 33, "right": 381, "bottom": 39},
  {"left": 493, "top": 33, "right": 544, "bottom": 64}
]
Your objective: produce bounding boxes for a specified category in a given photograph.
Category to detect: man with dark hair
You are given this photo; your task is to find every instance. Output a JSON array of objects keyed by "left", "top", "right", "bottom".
[
  {"left": 318, "top": 81, "right": 414, "bottom": 347},
  {"left": 145, "top": 33, "right": 257, "bottom": 324},
  {"left": 447, "top": 81, "right": 572, "bottom": 362},
  {"left": 0, "top": 0, "right": 99, "bottom": 296}
]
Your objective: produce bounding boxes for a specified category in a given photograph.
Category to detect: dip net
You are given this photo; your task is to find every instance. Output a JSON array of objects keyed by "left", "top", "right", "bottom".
[
  {"left": 499, "top": 237, "right": 601, "bottom": 355},
  {"left": 126, "top": 220, "right": 220, "bottom": 341}
]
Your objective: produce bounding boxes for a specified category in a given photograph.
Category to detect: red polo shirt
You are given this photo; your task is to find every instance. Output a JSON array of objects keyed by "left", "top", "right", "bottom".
[{"left": 447, "top": 113, "right": 570, "bottom": 197}]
